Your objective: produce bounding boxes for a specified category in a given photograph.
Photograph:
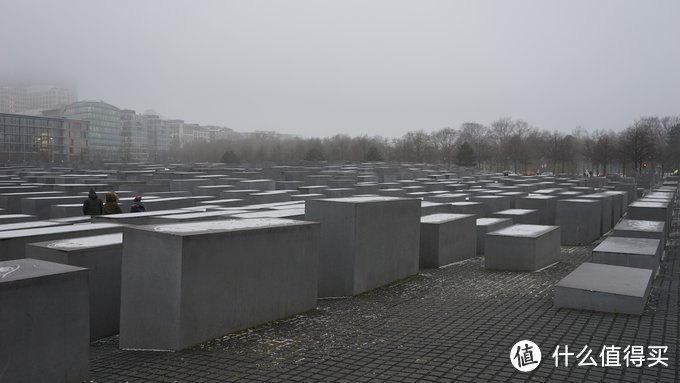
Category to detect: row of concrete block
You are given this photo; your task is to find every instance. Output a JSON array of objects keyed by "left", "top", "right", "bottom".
[{"left": 554, "top": 185, "right": 676, "bottom": 316}]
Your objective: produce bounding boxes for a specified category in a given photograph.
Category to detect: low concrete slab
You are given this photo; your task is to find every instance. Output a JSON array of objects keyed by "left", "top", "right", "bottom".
[
  {"left": 485, "top": 224, "right": 561, "bottom": 271},
  {"left": 611, "top": 219, "right": 666, "bottom": 250},
  {"left": 554, "top": 262, "right": 653, "bottom": 315},
  {"left": 591, "top": 236, "right": 662, "bottom": 271},
  {"left": 491, "top": 209, "right": 540, "bottom": 225},
  {"left": 0, "top": 223, "right": 123, "bottom": 261}
]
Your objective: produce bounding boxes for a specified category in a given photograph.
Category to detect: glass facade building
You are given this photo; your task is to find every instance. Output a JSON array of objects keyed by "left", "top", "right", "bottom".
[
  {"left": 0, "top": 112, "right": 88, "bottom": 163},
  {"left": 120, "top": 109, "right": 149, "bottom": 162},
  {"left": 63, "top": 100, "right": 121, "bottom": 161}
]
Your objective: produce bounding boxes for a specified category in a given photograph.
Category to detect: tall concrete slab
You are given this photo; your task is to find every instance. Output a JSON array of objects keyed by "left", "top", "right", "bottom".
[
  {"left": 420, "top": 213, "right": 476, "bottom": 268},
  {"left": 476, "top": 218, "right": 512, "bottom": 255},
  {"left": 119, "top": 218, "right": 319, "bottom": 351},
  {"left": 555, "top": 199, "right": 602, "bottom": 245},
  {"left": 0, "top": 258, "right": 89, "bottom": 382},
  {"left": 27, "top": 233, "right": 123, "bottom": 340},
  {"left": 305, "top": 196, "right": 420, "bottom": 297}
]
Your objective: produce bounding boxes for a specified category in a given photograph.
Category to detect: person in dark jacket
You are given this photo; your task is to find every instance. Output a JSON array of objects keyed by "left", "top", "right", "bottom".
[
  {"left": 103, "top": 192, "right": 122, "bottom": 214},
  {"left": 82, "top": 188, "right": 103, "bottom": 216},
  {"left": 130, "top": 195, "right": 146, "bottom": 213}
]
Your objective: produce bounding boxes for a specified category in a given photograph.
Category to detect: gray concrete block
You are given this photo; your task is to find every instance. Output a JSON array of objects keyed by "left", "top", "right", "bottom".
[
  {"left": 517, "top": 195, "right": 558, "bottom": 225},
  {"left": 420, "top": 213, "right": 476, "bottom": 268},
  {"left": 449, "top": 201, "right": 486, "bottom": 218},
  {"left": 199, "top": 198, "right": 246, "bottom": 207},
  {"left": 0, "top": 220, "right": 69, "bottom": 232},
  {"left": 424, "top": 193, "right": 469, "bottom": 203},
  {"left": 0, "top": 191, "right": 64, "bottom": 213},
  {"left": 323, "top": 188, "right": 356, "bottom": 198},
  {"left": 555, "top": 191, "right": 583, "bottom": 200},
  {"left": 193, "top": 185, "right": 236, "bottom": 197},
  {"left": 276, "top": 181, "right": 304, "bottom": 190},
  {"left": 485, "top": 224, "right": 561, "bottom": 271},
  {"left": 291, "top": 193, "right": 325, "bottom": 201},
  {"left": 92, "top": 209, "right": 191, "bottom": 225},
  {"left": 298, "top": 185, "right": 329, "bottom": 194},
  {"left": 169, "top": 178, "right": 213, "bottom": 193},
  {"left": 555, "top": 199, "right": 602, "bottom": 245},
  {"left": 554, "top": 262, "right": 653, "bottom": 315},
  {"left": 305, "top": 196, "right": 420, "bottom": 297},
  {"left": 591, "top": 236, "right": 662, "bottom": 271},
  {"left": 237, "top": 179, "right": 276, "bottom": 191},
  {"left": 614, "top": 183, "right": 637, "bottom": 203},
  {"left": 0, "top": 214, "right": 38, "bottom": 225},
  {"left": 602, "top": 190, "right": 627, "bottom": 222},
  {"left": 0, "top": 223, "right": 123, "bottom": 261},
  {"left": 497, "top": 191, "right": 528, "bottom": 208},
  {"left": 420, "top": 201, "right": 454, "bottom": 216},
  {"left": 22, "top": 195, "right": 89, "bottom": 219},
  {"left": 119, "top": 218, "right": 319, "bottom": 351},
  {"left": 476, "top": 218, "right": 512, "bottom": 255},
  {"left": 611, "top": 219, "right": 666, "bottom": 250},
  {"left": 578, "top": 193, "right": 614, "bottom": 234},
  {"left": 627, "top": 201, "right": 670, "bottom": 228},
  {"left": 247, "top": 190, "right": 294, "bottom": 204},
  {"left": 233, "top": 208, "right": 306, "bottom": 220},
  {"left": 354, "top": 183, "right": 380, "bottom": 194},
  {"left": 147, "top": 210, "right": 248, "bottom": 224},
  {"left": 140, "top": 196, "right": 207, "bottom": 211},
  {"left": 26, "top": 233, "right": 123, "bottom": 340},
  {"left": 0, "top": 258, "right": 89, "bottom": 382},
  {"left": 468, "top": 195, "right": 512, "bottom": 216},
  {"left": 491, "top": 209, "right": 540, "bottom": 225}
]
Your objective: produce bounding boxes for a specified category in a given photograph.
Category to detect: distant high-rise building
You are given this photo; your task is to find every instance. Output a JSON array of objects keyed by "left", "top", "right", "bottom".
[
  {"left": 0, "top": 84, "right": 77, "bottom": 113},
  {"left": 206, "top": 126, "right": 235, "bottom": 142},
  {"left": 163, "top": 119, "right": 184, "bottom": 152}
]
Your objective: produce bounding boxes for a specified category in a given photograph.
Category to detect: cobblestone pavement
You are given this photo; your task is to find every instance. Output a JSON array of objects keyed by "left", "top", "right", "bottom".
[{"left": 90, "top": 203, "right": 680, "bottom": 382}]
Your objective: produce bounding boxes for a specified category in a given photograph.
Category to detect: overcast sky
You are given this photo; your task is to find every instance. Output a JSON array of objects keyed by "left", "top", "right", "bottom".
[{"left": 1, "top": 1, "right": 678, "bottom": 137}]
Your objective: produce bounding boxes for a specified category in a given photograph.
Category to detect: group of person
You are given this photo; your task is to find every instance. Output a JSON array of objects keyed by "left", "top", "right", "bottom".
[{"left": 82, "top": 188, "right": 146, "bottom": 216}]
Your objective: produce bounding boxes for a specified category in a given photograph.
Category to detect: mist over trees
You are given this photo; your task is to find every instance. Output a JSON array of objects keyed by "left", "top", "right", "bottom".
[{"left": 172, "top": 116, "right": 680, "bottom": 175}]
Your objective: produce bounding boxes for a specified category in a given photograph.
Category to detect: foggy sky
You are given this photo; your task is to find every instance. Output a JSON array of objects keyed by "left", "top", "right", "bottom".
[{"left": 1, "top": 0, "right": 678, "bottom": 137}]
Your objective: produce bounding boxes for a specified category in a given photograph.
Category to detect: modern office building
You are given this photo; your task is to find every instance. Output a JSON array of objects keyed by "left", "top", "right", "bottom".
[
  {"left": 62, "top": 100, "right": 121, "bottom": 161},
  {"left": 121, "top": 109, "right": 149, "bottom": 162},
  {"left": 0, "top": 112, "right": 89, "bottom": 163}
]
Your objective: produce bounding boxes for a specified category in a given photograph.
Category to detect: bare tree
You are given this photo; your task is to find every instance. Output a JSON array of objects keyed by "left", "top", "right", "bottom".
[
  {"left": 623, "top": 119, "right": 656, "bottom": 174},
  {"left": 431, "top": 127, "right": 458, "bottom": 167}
]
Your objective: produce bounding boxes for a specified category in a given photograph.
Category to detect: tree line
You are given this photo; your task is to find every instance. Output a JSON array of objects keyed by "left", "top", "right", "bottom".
[{"left": 171, "top": 116, "right": 680, "bottom": 175}]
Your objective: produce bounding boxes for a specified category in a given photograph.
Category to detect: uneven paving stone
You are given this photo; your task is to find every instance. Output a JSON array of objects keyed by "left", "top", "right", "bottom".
[{"left": 89, "top": 202, "right": 680, "bottom": 382}]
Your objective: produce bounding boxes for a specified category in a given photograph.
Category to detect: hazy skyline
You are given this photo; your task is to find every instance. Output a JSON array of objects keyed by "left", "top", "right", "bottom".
[{"left": 1, "top": 0, "right": 678, "bottom": 137}]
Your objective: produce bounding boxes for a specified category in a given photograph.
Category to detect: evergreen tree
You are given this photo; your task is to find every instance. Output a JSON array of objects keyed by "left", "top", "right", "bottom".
[
  {"left": 455, "top": 141, "right": 476, "bottom": 167},
  {"left": 304, "top": 147, "right": 325, "bottom": 161},
  {"left": 364, "top": 146, "right": 383, "bottom": 162},
  {"left": 220, "top": 149, "right": 240, "bottom": 164}
]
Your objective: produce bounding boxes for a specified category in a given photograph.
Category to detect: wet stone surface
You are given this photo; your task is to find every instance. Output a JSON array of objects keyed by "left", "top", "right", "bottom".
[{"left": 89, "top": 206, "right": 680, "bottom": 382}]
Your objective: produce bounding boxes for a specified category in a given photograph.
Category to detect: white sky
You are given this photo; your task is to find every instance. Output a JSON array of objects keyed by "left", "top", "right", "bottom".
[{"left": 1, "top": 0, "right": 678, "bottom": 137}]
